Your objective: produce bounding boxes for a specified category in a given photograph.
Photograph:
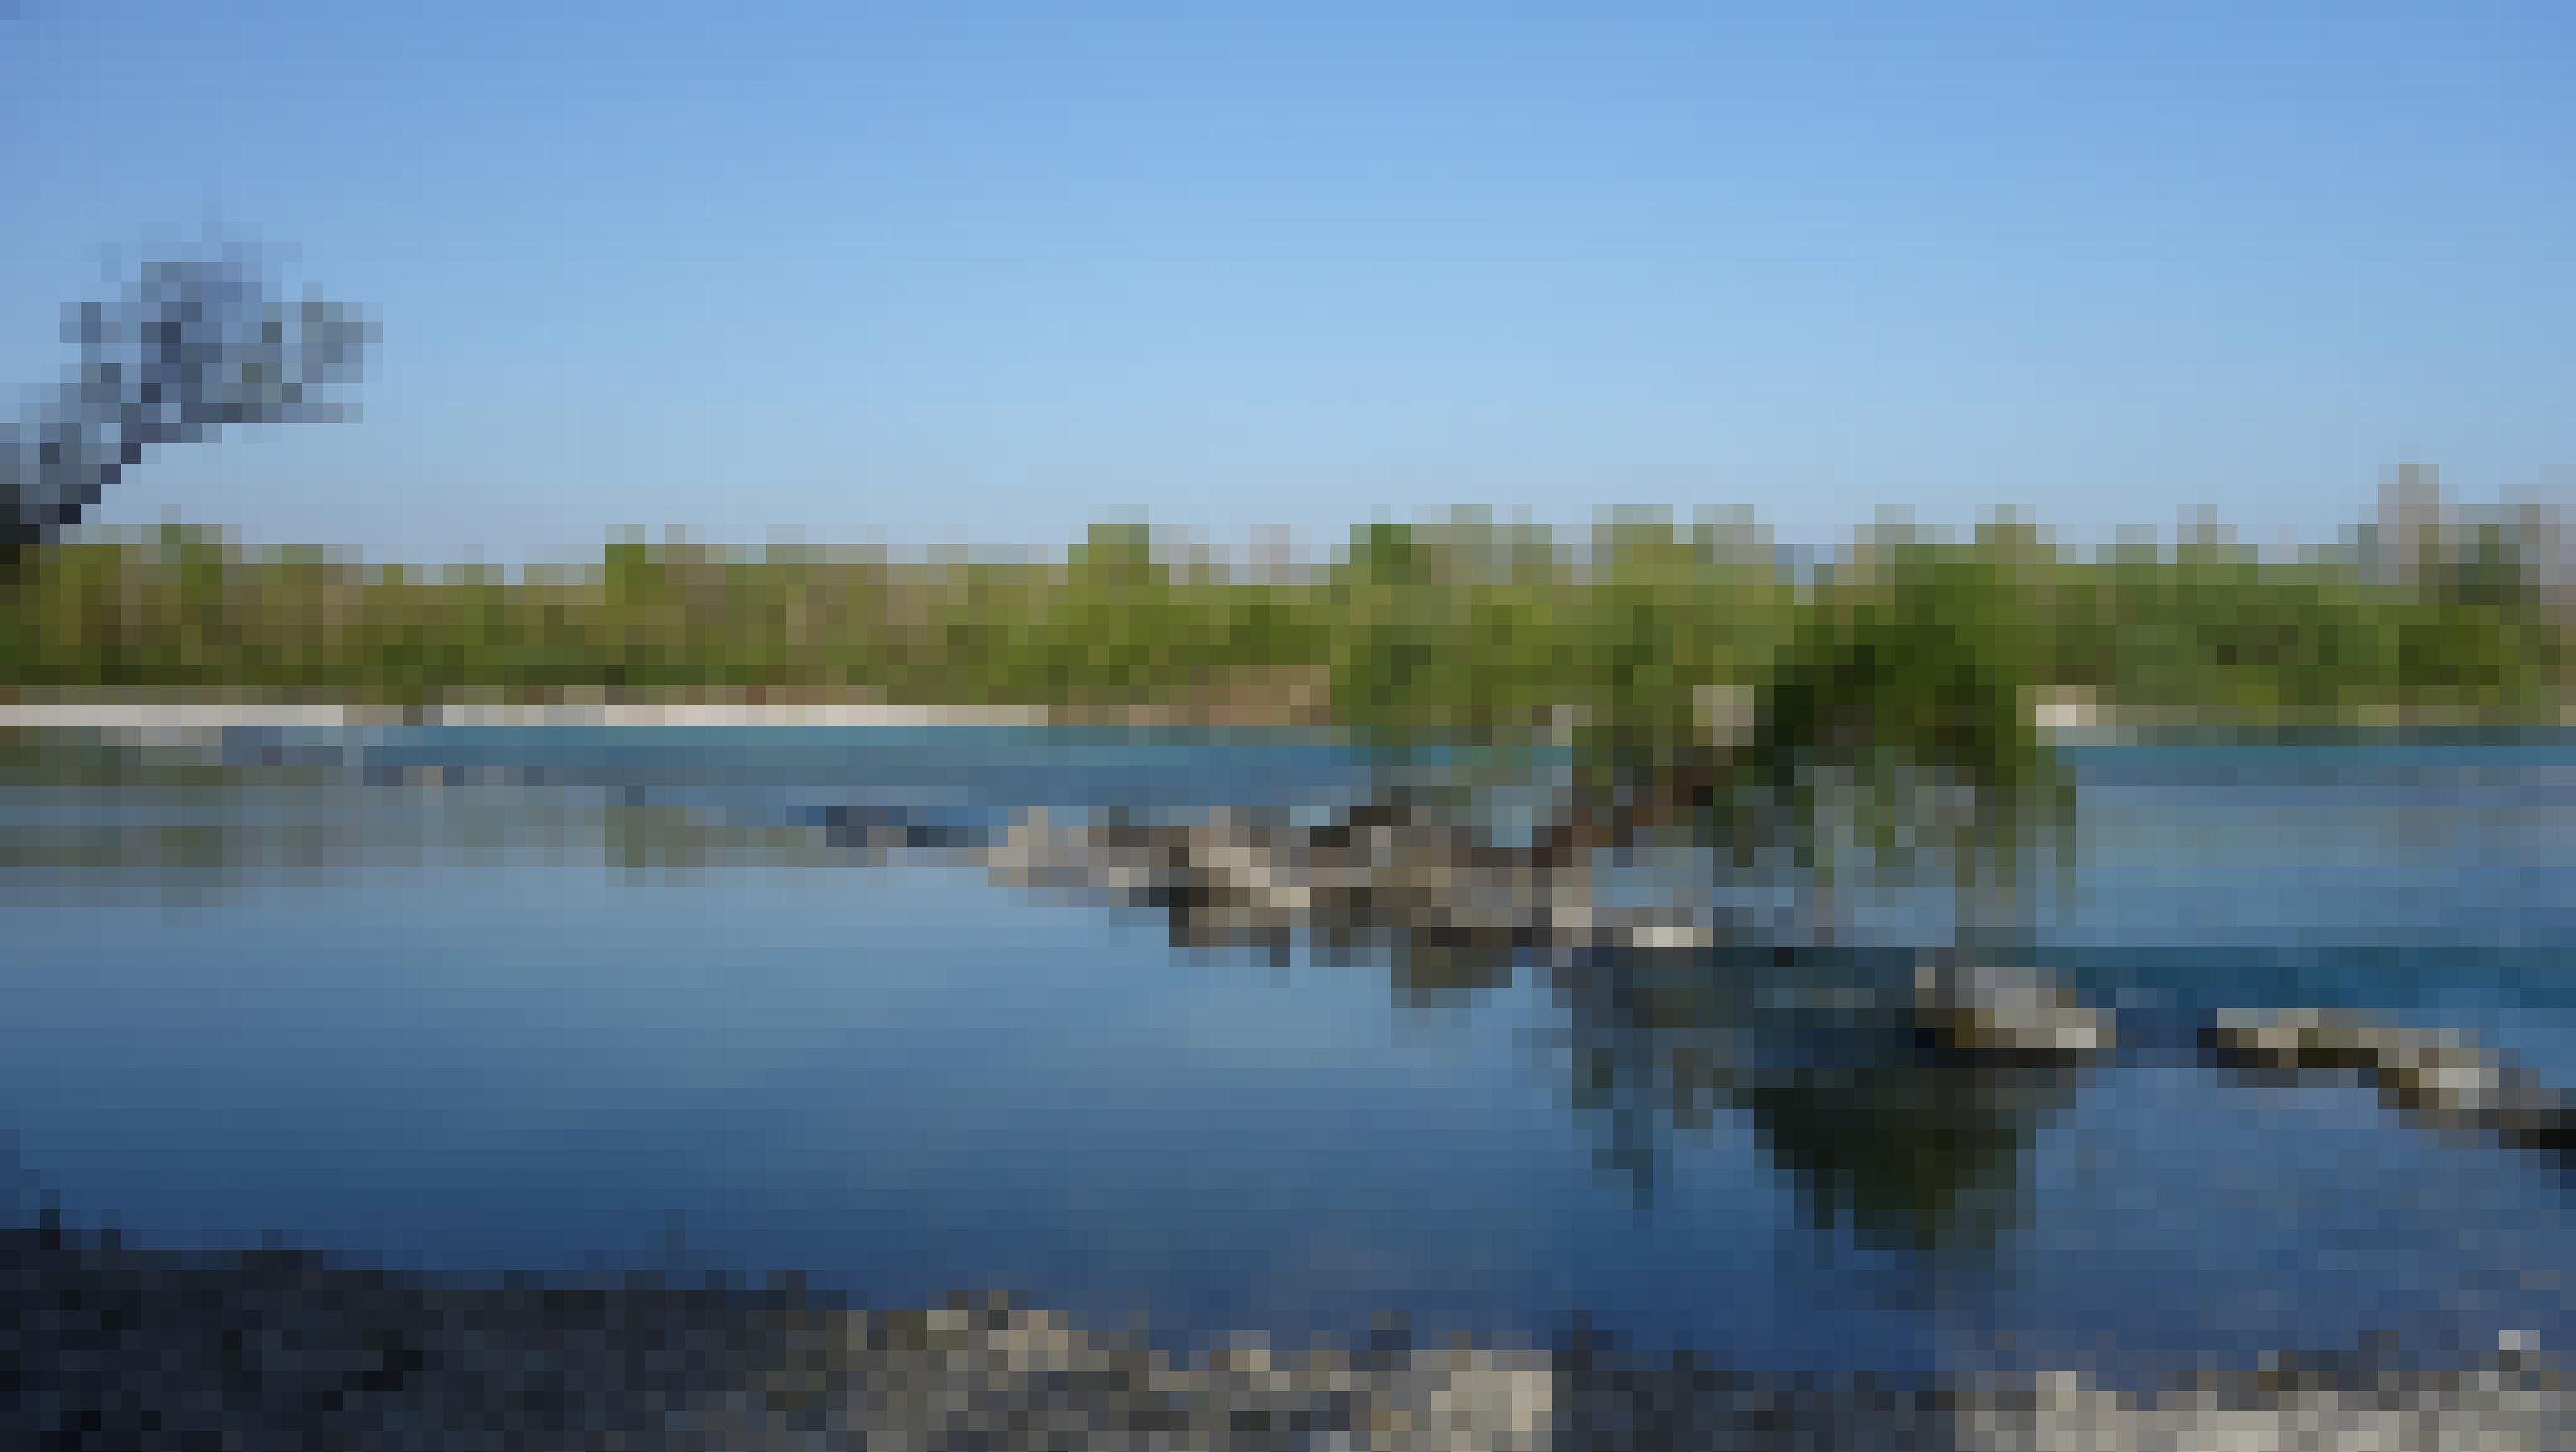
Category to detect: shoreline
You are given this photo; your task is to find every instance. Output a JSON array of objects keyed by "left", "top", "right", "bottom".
[
  {"left": 4, "top": 696, "right": 2572, "bottom": 740},
  {"left": 12, "top": 1229, "right": 2566, "bottom": 1452},
  {"left": 0, "top": 699, "right": 1055, "bottom": 730}
]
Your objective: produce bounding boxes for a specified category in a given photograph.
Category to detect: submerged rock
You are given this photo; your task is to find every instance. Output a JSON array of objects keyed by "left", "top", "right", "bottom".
[
  {"left": 1915, "top": 954, "right": 2114, "bottom": 1061},
  {"left": 2202, "top": 1008, "right": 2576, "bottom": 1155}
]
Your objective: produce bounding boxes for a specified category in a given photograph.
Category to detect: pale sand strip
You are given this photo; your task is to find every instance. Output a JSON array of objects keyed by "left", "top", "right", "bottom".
[
  {"left": 0, "top": 701, "right": 1049, "bottom": 730},
  {"left": 430, "top": 701, "right": 1049, "bottom": 727},
  {"left": 0, "top": 694, "right": 2568, "bottom": 734},
  {"left": 0, "top": 701, "right": 381, "bottom": 730}
]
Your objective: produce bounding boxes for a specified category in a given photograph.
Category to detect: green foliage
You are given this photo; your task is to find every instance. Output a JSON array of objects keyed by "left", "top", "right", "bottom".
[
  {"left": 1, "top": 513, "right": 2565, "bottom": 742},
  {"left": 1729, "top": 531, "right": 2065, "bottom": 891}
]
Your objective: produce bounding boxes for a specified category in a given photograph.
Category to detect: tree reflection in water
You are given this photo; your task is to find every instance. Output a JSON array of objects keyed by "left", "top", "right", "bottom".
[
  {"left": 1028, "top": 749, "right": 2087, "bottom": 1262},
  {"left": 0, "top": 726, "right": 2088, "bottom": 1260},
  {"left": 1446, "top": 934, "right": 2075, "bottom": 1257}
]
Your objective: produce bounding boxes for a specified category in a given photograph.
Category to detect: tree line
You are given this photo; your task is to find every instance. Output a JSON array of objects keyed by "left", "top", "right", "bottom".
[{"left": 2, "top": 499, "right": 2565, "bottom": 736}]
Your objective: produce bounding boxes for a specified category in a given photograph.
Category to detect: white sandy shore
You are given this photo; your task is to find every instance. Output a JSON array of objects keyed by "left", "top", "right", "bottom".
[
  {"left": 0, "top": 701, "right": 1051, "bottom": 730},
  {"left": 1, "top": 696, "right": 2566, "bottom": 736}
]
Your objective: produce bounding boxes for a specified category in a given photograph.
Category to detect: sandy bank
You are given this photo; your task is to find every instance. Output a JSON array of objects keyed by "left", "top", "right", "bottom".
[
  {"left": 0, "top": 700, "right": 1051, "bottom": 730},
  {"left": 2, "top": 691, "right": 2567, "bottom": 738}
]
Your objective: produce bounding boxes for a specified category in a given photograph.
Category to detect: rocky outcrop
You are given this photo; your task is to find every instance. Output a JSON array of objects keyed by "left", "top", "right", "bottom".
[
  {"left": 2202, "top": 1008, "right": 2575, "bottom": 1154},
  {"left": 973, "top": 804, "right": 1726, "bottom": 958},
  {"left": 1914, "top": 953, "right": 2115, "bottom": 1060}
]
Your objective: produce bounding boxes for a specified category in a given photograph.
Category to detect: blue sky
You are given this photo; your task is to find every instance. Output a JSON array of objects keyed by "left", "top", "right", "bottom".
[{"left": 4, "top": 1, "right": 2570, "bottom": 566}]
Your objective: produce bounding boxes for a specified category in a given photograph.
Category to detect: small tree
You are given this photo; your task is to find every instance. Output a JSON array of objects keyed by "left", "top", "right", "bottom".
[{"left": 2, "top": 242, "right": 371, "bottom": 571}]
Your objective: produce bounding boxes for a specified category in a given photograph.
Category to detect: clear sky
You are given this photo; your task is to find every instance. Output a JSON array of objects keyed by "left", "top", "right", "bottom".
[{"left": 4, "top": 1, "right": 2570, "bottom": 566}]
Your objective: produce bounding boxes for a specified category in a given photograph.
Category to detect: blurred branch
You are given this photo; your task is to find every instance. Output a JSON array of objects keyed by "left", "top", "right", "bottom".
[{"left": 2, "top": 243, "right": 372, "bottom": 567}]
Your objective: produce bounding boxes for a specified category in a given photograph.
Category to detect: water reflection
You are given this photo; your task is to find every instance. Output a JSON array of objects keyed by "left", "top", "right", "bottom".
[
  {"left": 1533, "top": 942, "right": 2084, "bottom": 1254},
  {"left": 0, "top": 725, "right": 2104, "bottom": 1263},
  {"left": 15, "top": 723, "right": 2576, "bottom": 1372}
]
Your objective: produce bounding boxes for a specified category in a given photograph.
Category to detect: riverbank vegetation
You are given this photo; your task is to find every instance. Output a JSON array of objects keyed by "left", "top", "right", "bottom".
[{"left": 2, "top": 493, "right": 2566, "bottom": 744}]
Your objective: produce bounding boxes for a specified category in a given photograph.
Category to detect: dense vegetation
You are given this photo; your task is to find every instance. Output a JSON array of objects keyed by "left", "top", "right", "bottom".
[{"left": 2, "top": 503, "right": 2566, "bottom": 743}]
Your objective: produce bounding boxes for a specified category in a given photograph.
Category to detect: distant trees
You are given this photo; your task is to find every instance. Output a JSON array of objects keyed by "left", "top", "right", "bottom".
[
  {"left": 0, "top": 244, "right": 369, "bottom": 571},
  {"left": 0, "top": 500, "right": 2553, "bottom": 952},
  {"left": 0, "top": 496, "right": 2564, "bottom": 737},
  {"left": 2352, "top": 462, "right": 2570, "bottom": 615}
]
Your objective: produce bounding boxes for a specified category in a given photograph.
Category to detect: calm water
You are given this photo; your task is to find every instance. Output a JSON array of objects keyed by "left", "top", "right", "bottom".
[{"left": 6, "top": 725, "right": 2576, "bottom": 1383}]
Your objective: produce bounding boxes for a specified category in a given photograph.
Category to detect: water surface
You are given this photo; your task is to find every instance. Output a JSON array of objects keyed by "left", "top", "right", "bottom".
[{"left": 5, "top": 725, "right": 2573, "bottom": 1382}]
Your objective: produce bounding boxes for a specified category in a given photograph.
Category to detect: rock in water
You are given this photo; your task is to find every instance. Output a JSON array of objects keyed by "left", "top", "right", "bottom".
[
  {"left": 1915, "top": 954, "right": 2113, "bottom": 1061},
  {"left": 2203, "top": 1008, "right": 2576, "bottom": 1155}
]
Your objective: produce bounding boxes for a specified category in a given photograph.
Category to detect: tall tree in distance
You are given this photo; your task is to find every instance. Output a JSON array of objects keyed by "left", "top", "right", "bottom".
[{"left": 1, "top": 240, "right": 372, "bottom": 573}]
